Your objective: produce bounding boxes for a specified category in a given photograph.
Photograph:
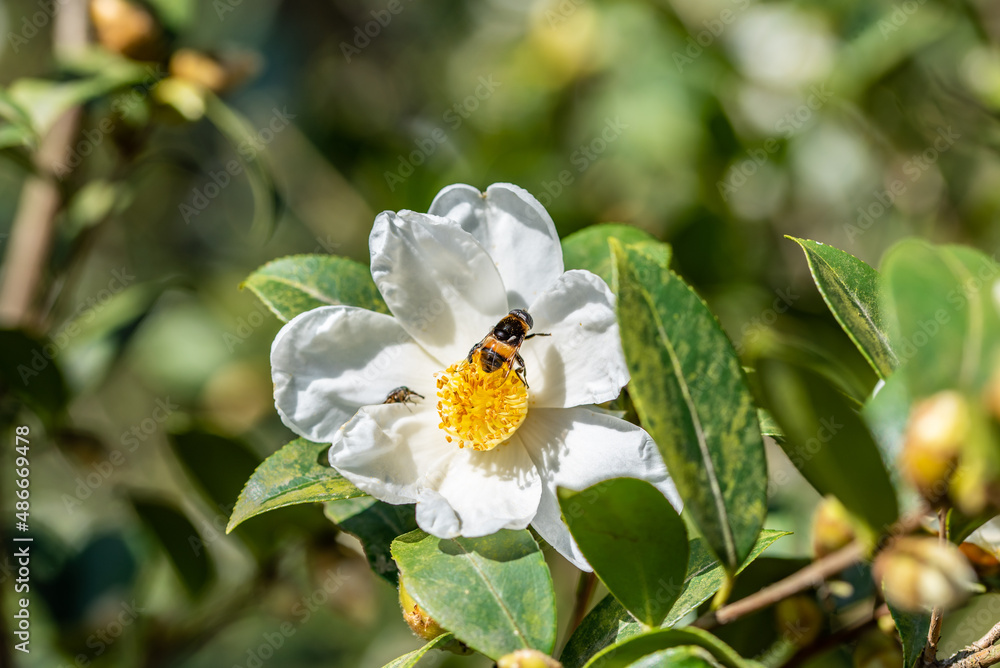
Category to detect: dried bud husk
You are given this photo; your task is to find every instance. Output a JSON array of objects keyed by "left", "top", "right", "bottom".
[
  {"left": 775, "top": 596, "right": 824, "bottom": 647},
  {"left": 169, "top": 49, "right": 261, "bottom": 94},
  {"left": 873, "top": 536, "right": 978, "bottom": 613},
  {"left": 853, "top": 630, "right": 903, "bottom": 668},
  {"left": 899, "top": 391, "right": 969, "bottom": 503},
  {"left": 398, "top": 578, "right": 445, "bottom": 641},
  {"left": 811, "top": 496, "right": 858, "bottom": 559},
  {"left": 89, "top": 0, "right": 163, "bottom": 60},
  {"left": 497, "top": 649, "right": 563, "bottom": 668}
]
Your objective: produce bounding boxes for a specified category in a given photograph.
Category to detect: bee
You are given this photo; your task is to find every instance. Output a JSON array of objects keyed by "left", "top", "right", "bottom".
[
  {"left": 383, "top": 386, "right": 424, "bottom": 406},
  {"left": 467, "top": 308, "right": 550, "bottom": 387}
]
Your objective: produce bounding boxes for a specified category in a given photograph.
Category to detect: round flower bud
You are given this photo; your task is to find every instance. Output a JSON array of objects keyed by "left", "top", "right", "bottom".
[
  {"left": 775, "top": 596, "right": 824, "bottom": 647},
  {"left": 497, "top": 649, "right": 563, "bottom": 668},
  {"left": 899, "top": 391, "right": 969, "bottom": 503},
  {"left": 873, "top": 536, "right": 978, "bottom": 612},
  {"left": 89, "top": 0, "right": 162, "bottom": 60},
  {"left": 398, "top": 578, "right": 445, "bottom": 641},
  {"left": 853, "top": 630, "right": 903, "bottom": 668},
  {"left": 812, "top": 496, "right": 857, "bottom": 559}
]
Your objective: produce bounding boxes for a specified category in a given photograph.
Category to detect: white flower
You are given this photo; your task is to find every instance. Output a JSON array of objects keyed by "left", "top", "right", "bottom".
[{"left": 270, "top": 182, "right": 681, "bottom": 570}]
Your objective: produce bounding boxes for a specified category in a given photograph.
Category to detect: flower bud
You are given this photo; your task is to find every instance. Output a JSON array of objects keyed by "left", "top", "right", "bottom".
[
  {"left": 89, "top": 0, "right": 162, "bottom": 60},
  {"left": 169, "top": 49, "right": 261, "bottom": 94},
  {"left": 812, "top": 496, "right": 857, "bottom": 559},
  {"left": 775, "top": 596, "right": 824, "bottom": 647},
  {"left": 873, "top": 537, "right": 978, "bottom": 612},
  {"left": 497, "top": 649, "right": 563, "bottom": 668},
  {"left": 398, "top": 578, "right": 445, "bottom": 641},
  {"left": 899, "top": 391, "right": 969, "bottom": 503},
  {"left": 853, "top": 630, "right": 903, "bottom": 668}
]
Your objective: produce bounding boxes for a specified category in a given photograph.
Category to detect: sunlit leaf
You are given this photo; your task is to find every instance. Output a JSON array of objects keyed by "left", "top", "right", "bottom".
[
  {"left": 612, "top": 241, "right": 767, "bottom": 572},
  {"left": 559, "top": 478, "right": 689, "bottom": 627},
  {"left": 562, "top": 223, "right": 666, "bottom": 286},
  {"left": 242, "top": 254, "right": 388, "bottom": 322},
  {"left": 582, "top": 626, "right": 752, "bottom": 668},
  {"left": 788, "top": 237, "right": 897, "bottom": 379},
  {"left": 227, "top": 438, "right": 365, "bottom": 533},
  {"left": 382, "top": 633, "right": 456, "bottom": 668},
  {"left": 625, "top": 646, "right": 725, "bottom": 668},
  {"left": 391, "top": 529, "right": 557, "bottom": 660},
  {"left": 326, "top": 497, "right": 415, "bottom": 585}
]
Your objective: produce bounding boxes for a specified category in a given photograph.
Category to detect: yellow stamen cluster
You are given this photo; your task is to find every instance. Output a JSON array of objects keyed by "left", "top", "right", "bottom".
[{"left": 436, "top": 355, "right": 528, "bottom": 451}]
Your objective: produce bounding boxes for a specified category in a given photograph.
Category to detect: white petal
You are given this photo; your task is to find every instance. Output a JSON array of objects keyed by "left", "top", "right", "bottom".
[
  {"left": 521, "top": 270, "right": 630, "bottom": 409},
  {"left": 428, "top": 183, "right": 564, "bottom": 309},
  {"left": 370, "top": 210, "right": 508, "bottom": 364},
  {"left": 520, "top": 407, "right": 682, "bottom": 570},
  {"left": 332, "top": 404, "right": 542, "bottom": 537},
  {"left": 329, "top": 405, "right": 453, "bottom": 505},
  {"left": 271, "top": 306, "right": 440, "bottom": 443},
  {"left": 967, "top": 516, "right": 1000, "bottom": 556}
]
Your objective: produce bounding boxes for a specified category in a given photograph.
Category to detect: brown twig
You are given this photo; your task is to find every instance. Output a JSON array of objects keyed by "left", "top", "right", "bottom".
[
  {"left": 923, "top": 508, "right": 948, "bottom": 667},
  {"left": 943, "top": 643, "right": 1000, "bottom": 668},
  {"left": 694, "top": 542, "right": 865, "bottom": 630}
]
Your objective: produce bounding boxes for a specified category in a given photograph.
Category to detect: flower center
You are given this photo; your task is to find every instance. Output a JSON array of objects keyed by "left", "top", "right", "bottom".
[{"left": 435, "top": 353, "right": 528, "bottom": 451}]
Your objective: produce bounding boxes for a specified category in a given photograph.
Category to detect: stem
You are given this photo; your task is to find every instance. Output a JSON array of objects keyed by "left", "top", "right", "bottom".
[
  {"left": 943, "top": 644, "right": 1000, "bottom": 668},
  {"left": 567, "top": 571, "right": 598, "bottom": 636},
  {"left": 968, "top": 622, "right": 1000, "bottom": 653},
  {"left": 924, "top": 508, "right": 948, "bottom": 667},
  {"left": 694, "top": 542, "right": 864, "bottom": 630}
]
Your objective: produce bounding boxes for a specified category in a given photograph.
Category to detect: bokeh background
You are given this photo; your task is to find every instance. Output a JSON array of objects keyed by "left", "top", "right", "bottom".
[{"left": 1, "top": 0, "right": 999, "bottom": 665}]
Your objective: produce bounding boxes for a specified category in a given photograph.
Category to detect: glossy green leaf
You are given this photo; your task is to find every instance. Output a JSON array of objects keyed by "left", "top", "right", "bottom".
[
  {"left": 326, "top": 497, "right": 416, "bottom": 585},
  {"left": 561, "top": 530, "right": 789, "bottom": 668},
  {"left": 559, "top": 478, "right": 689, "bottom": 627},
  {"left": 626, "top": 646, "right": 724, "bottom": 668},
  {"left": 391, "top": 529, "right": 557, "bottom": 660},
  {"left": 612, "top": 241, "right": 767, "bottom": 572},
  {"left": 886, "top": 601, "right": 929, "bottom": 668},
  {"left": 881, "top": 240, "right": 1000, "bottom": 397},
  {"left": 788, "top": 237, "right": 897, "bottom": 379},
  {"left": 756, "top": 409, "right": 784, "bottom": 444},
  {"left": 947, "top": 508, "right": 999, "bottom": 545},
  {"left": 757, "top": 356, "right": 899, "bottom": 534},
  {"left": 562, "top": 223, "right": 666, "bottom": 286},
  {"left": 130, "top": 496, "right": 212, "bottom": 596},
  {"left": 583, "top": 627, "right": 751, "bottom": 668},
  {"left": 227, "top": 438, "right": 366, "bottom": 533},
  {"left": 382, "top": 633, "right": 455, "bottom": 668},
  {"left": 242, "top": 254, "right": 389, "bottom": 322}
]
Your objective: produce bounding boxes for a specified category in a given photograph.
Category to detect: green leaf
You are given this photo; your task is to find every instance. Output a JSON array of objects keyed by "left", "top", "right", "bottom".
[
  {"left": 788, "top": 237, "right": 897, "bottom": 379},
  {"left": 381, "top": 633, "right": 455, "bottom": 668},
  {"left": 562, "top": 223, "right": 666, "bottom": 286},
  {"left": 611, "top": 241, "right": 767, "bottom": 572},
  {"left": 947, "top": 508, "right": 998, "bottom": 545},
  {"left": 227, "top": 438, "right": 366, "bottom": 533},
  {"left": 561, "top": 530, "right": 789, "bottom": 668},
  {"left": 756, "top": 409, "right": 785, "bottom": 444},
  {"left": 583, "top": 627, "right": 753, "bottom": 668},
  {"left": 130, "top": 496, "right": 212, "bottom": 596},
  {"left": 881, "top": 240, "right": 1000, "bottom": 397},
  {"left": 757, "top": 356, "right": 899, "bottom": 533},
  {"left": 0, "top": 329, "right": 70, "bottom": 424},
  {"left": 391, "top": 529, "right": 557, "bottom": 660},
  {"left": 886, "top": 601, "right": 930, "bottom": 668},
  {"left": 326, "top": 498, "right": 416, "bottom": 585},
  {"left": 242, "top": 254, "right": 389, "bottom": 322},
  {"left": 626, "top": 646, "right": 725, "bottom": 668},
  {"left": 560, "top": 478, "right": 689, "bottom": 627}
]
